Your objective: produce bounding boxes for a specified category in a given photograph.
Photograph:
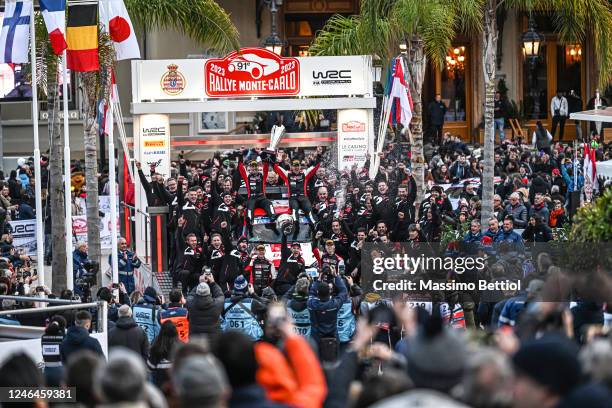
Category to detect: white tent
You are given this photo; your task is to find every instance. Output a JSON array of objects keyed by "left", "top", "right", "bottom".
[
  {"left": 597, "top": 160, "right": 612, "bottom": 181},
  {"left": 570, "top": 107, "right": 612, "bottom": 123}
]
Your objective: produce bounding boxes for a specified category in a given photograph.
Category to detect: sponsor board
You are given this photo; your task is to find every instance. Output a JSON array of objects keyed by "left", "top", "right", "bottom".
[
  {"left": 337, "top": 109, "right": 370, "bottom": 170},
  {"left": 8, "top": 219, "right": 37, "bottom": 256},
  {"left": 139, "top": 114, "right": 171, "bottom": 180},
  {"left": 133, "top": 51, "right": 372, "bottom": 100}
]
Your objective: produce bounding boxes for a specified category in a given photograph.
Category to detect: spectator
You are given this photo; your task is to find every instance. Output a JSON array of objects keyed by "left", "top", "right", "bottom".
[
  {"left": 494, "top": 91, "right": 507, "bottom": 143},
  {"left": 108, "top": 304, "right": 150, "bottom": 360},
  {"left": 550, "top": 90, "right": 568, "bottom": 141},
  {"left": 428, "top": 94, "right": 447, "bottom": 145},
  {"left": 64, "top": 350, "right": 105, "bottom": 408},
  {"left": 172, "top": 355, "right": 230, "bottom": 408},
  {"left": 132, "top": 286, "right": 163, "bottom": 344},
  {"left": 147, "top": 320, "right": 180, "bottom": 388},
  {"left": 160, "top": 288, "right": 190, "bottom": 342},
  {"left": 41, "top": 315, "right": 67, "bottom": 386},
  {"left": 186, "top": 274, "right": 225, "bottom": 337},
  {"left": 504, "top": 193, "right": 528, "bottom": 228},
  {"left": 111, "top": 237, "right": 141, "bottom": 295},
  {"left": 60, "top": 310, "right": 104, "bottom": 363}
]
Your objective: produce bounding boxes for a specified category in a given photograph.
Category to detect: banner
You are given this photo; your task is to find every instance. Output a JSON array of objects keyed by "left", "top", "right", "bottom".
[
  {"left": 8, "top": 219, "right": 37, "bottom": 256},
  {"left": 133, "top": 50, "right": 372, "bottom": 101},
  {"left": 74, "top": 195, "right": 120, "bottom": 250},
  {"left": 337, "top": 109, "right": 370, "bottom": 171},
  {"left": 138, "top": 114, "right": 171, "bottom": 180}
]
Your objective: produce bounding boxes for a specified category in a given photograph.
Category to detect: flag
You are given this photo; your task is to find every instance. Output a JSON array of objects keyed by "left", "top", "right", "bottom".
[
  {"left": 0, "top": 0, "right": 32, "bottom": 63},
  {"left": 99, "top": 70, "right": 118, "bottom": 136},
  {"left": 583, "top": 143, "right": 599, "bottom": 191},
  {"left": 66, "top": 4, "right": 98, "bottom": 72},
  {"left": 39, "top": 0, "right": 67, "bottom": 55},
  {"left": 99, "top": 0, "right": 140, "bottom": 60},
  {"left": 387, "top": 57, "right": 413, "bottom": 129}
]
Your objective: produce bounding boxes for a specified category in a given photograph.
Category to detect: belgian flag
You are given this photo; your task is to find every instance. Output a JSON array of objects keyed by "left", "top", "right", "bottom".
[{"left": 66, "top": 4, "right": 99, "bottom": 72}]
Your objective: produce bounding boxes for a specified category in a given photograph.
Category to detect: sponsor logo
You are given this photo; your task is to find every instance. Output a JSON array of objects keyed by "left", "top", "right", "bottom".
[
  {"left": 205, "top": 47, "right": 300, "bottom": 97},
  {"left": 312, "top": 69, "right": 352, "bottom": 86},
  {"left": 11, "top": 223, "right": 35, "bottom": 234},
  {"left": 144, "top": 140, "right": 165, "bottom": 148},
  {"left": 161, "top": 64, "right": 186, "bottom": 95},
  {"left": 342, "top": 121, "right": 366, "bottom": 132}
]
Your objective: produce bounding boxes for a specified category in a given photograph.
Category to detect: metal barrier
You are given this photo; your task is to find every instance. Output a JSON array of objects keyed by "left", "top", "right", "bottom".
[{"left": 0, "top": 296, "right": 108, "bottom": 335}]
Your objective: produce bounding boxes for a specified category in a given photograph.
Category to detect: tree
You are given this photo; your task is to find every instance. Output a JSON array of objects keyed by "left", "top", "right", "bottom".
[
  {"left": 38, "top": 0, "right": 239, "bottom": 291},
  {"left": 310, "top": 0, "right": 481, "bottom": 206},
  {"left": 34, "top": 16, "right": 67, "bottom": 294},
  {"left": 479, "top": 0, "right": 612, "bottom": 230}
]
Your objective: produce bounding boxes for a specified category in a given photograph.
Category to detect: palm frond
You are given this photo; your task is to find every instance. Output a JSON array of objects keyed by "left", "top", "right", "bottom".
[
  {"left": 309, "top": 14, "right": 364, "bottom": 56},
  {"left": 124, "top": 0, "right": 239, "bottom": 53},
  {"left": 419, "top": 1, "right": 456, "bottom": 68},
  {"left": 448, "top": 0, "right": 484, "bottom": 35}
]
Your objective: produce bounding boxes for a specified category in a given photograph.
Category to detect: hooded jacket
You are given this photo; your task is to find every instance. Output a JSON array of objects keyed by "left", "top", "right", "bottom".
[
  {"left": 60, "top": 326, "right": 104, "bottom": 363},
  {"left": 108, "top": 316, "right": 150, "bottom": 359},
  {"left": 186, "top": 282, "right": 225, "bottom": 336}
]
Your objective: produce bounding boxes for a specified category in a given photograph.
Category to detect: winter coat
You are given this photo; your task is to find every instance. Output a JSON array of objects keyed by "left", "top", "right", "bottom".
[
  {"left": 255, "top": 336, "right": 327, "bottom": 408},
  {"left": 60, "top": 326, "right": 104, "bottom": 363},
  {"left": 229, "top": 384, "right": 290, "bottom": 408},
  {"left": 107, "top": 316, "right": 150, "bottom": 360},
  {"left": 504, "top": 203, "right": 528, "bottom": 228},
  {"left": 186, "top": 282, "right": 225, "bottom": 336},
  {"left": 307, "top": 275, "right": 348, "bottom": 340}
]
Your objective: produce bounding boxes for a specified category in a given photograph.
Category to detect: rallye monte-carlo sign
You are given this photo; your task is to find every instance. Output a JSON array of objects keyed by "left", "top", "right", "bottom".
[
  {"left": 132, "top": 50, "right": 372, "bottom": 101},
  {"left": 205, "top": 48, "right": 300, "bottom": 97}
]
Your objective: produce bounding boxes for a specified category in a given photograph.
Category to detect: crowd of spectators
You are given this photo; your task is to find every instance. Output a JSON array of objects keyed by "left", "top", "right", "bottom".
[{"left": 1, "top": 129, "right": 612, "bottom": 407}]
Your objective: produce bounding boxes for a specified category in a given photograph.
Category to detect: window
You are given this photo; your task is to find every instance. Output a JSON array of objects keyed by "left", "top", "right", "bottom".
[
  {"left": 522, "top": 45, "right": 548, "bottom": 120},
  {"left": 441, "top": 46, "right": 467, "bottom": 122},
  {"left": 557, "top": 44, "right": 582, "bottom": 97}
]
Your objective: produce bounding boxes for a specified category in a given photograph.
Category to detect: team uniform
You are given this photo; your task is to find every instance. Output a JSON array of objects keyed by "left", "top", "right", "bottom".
[{"left": 273, "top": 161, "right": 320, "bottom": 225}]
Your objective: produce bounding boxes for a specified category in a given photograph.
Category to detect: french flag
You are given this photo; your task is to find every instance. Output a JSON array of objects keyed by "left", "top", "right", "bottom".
[{"left": 39, "top": 0, "right": 67, "bottom": 55}]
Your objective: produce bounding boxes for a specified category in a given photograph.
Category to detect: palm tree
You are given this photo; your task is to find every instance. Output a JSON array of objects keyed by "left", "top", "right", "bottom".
[
  {"left": 310, "top": 0, "right": 481, "bottom": 206},
  {"left": 32, "top": 16, "right": 68, "bottom": 294},
  {"left": 37, "top": 0, "right": 239, "bottom": 291},
  {"left": 478, "top": 0, "right": 612, "bottom": 229}
]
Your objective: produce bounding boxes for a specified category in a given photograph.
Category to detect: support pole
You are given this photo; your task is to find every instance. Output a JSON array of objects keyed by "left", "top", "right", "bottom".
[
  {"left": 62, "top": 54, "right": 73, "bottom": 290},
  {"left": 30, "top": 2, "right": 45, "bottom": 286},
  {"left": 109, "top": 96, "right": 119, "bottom": 284}
]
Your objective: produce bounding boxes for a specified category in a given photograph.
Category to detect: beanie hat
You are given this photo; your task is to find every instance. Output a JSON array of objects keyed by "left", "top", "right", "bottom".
[
  {"left": 196, "top": 282, "right": 211, "bottom": 298},
  {"left": 172, "top": 355, "right": 229, "bottom": 404},
  {"left": 295, "top": 278, "right": 309, "bottom": 296},
  {"left": 405, "top": 318, "right": 467, "bottom": 392},
  {"left": 234, "top": 275, "right": 248, "bottom": 292},
  {"left": 512, "top": 335, "right": 580, "bottom": 397}
]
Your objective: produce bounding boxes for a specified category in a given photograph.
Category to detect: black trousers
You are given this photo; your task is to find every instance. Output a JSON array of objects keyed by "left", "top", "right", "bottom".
[
  {"left": 551, "top": 115, "right": 566, "bottom": 141},
  {"left": 246, "top": 196, "right": 275, "bottom": 222},
  {"left": 289, "top": 196, "right": 315, "bottom": 224},
  {"left": 430, "top": 124, "right": 443, "bottom": 145}
]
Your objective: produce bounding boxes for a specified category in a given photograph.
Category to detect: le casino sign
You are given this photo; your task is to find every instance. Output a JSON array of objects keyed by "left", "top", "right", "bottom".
[{"left": 205, "top": 48, "right": 300, "bottom": 97}]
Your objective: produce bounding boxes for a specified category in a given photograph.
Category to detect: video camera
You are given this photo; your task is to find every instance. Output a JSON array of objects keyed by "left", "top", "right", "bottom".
[{"left": 75, "top": 260, "right": 98, "bottom": 289}]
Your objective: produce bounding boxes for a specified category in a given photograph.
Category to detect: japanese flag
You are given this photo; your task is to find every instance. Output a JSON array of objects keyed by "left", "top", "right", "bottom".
[{"left": 99, "top": 0, "right": 140, "bottom": 60}]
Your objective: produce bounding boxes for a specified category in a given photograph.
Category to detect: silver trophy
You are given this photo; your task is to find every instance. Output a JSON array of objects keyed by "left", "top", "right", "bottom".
[{"left": 269, "top": 124, "right": 285, "bottom": 152}]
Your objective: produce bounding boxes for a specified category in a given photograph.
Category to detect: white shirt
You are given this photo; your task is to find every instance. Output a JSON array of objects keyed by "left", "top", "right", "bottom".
[{"left": 550, "top": 96, "right": 568, "bottom": 117}]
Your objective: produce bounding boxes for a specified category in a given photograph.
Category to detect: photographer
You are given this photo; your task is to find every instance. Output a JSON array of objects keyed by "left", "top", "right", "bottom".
[
  {"left": 186, "top": 271, "right": 224, "bottom": 338},
  {"left": 111, "top": 237, "right": 141, "bottom": 295},
  {"left": 307, "top": 266, "right": 348, "bottom": 361},
  {"left": 220, "top": 275, "right": 267, "bottom": 340}
]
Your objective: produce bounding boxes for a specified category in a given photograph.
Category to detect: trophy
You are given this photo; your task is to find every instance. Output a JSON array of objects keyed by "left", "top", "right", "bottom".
[{"left": 261, "top": 124, "right": 285, "bottom": 161}]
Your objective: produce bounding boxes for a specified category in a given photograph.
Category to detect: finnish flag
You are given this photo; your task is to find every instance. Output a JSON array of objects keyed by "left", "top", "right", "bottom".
[{"left": 0, "top": 0, "right": 32, "bottom": 64}]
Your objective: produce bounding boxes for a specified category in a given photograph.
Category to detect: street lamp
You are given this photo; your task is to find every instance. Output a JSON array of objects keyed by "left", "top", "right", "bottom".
[
  {"left": 262, "top": 0, "right": 285, "bottom": 55},
  {"left": 399, "top": 41, "right": 407, "bottom": 54},
  {"left": 522, "top": 13, "right": 542, "bottom": 64}
]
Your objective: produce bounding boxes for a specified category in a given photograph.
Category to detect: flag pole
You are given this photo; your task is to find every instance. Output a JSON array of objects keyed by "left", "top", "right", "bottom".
[
  {"left": 62, "top": 53, "right": 73, "bottom": 290},
  {"left": 103, "top": 0, "right": 119, "bottom": 285},
  {"left": 30, "top": 1, "right": 45, "bottom": 286}
]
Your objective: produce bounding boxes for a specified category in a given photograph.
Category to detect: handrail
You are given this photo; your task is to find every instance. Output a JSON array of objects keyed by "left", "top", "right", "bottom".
[
  {"left": 0, "top": 301, "right": 108, "bottom": 333},
  {"left": 0, "top": 295, "right": 82, "bottom": 304}
]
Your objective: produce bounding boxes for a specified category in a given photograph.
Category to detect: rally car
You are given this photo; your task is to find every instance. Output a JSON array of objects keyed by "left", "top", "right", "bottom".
[{"left": 239, "top": 185, "right": 316, "bottom": 268}]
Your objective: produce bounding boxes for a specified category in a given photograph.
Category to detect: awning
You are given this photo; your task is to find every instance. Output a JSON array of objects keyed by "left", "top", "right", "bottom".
[
  {"left": 598, "top": 160, "right": 612, "bottom": 180},
  {"left": 570, "top": 107, "right": 612, "bottom": 123}
]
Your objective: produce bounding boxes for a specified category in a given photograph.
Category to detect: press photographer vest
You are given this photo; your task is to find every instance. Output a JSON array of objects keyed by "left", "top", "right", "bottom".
[
  {"left": 132, "top": 303, "right": 161, "bottom": 344},
  {"left": 287, "top": 302, "right": 311, "bottom": 337},
  {"left": 41, "top": 334, "right": 64, "bottom": 367},
  {"left": 221, "top": 298, "right": 263, "bottom": 340},
  {"left": 337, "top": 301, "right": 356, "bottom": 343}
]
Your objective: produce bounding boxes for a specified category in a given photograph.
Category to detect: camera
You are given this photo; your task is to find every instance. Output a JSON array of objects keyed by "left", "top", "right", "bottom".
[
  {"left": 75, "top": 261, "right": 99, "bottom": 290},
  {"left": 276, "top": 213, "right": 294, "bottom": 236}
]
